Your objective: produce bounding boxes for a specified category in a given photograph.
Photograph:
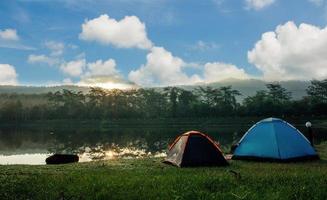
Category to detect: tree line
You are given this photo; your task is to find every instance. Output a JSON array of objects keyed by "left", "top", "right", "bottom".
[{"left": 0, "top": 80, "right": 326, "bottom": 121}]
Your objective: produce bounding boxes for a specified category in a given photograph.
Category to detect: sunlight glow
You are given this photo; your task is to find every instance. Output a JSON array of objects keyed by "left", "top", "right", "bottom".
[
  {"left": 77, "top": 75, "right": 138, "bottom": 90},
  {"left": 78, "top": 146, "right": 166, "bottom": 162},
  {"left": 80, "top": 82, "right": 136, "bottom": 90}
]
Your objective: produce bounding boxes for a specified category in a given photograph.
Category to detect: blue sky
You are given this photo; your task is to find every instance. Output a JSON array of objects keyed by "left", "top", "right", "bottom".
[{"left": 1, "top": 0, "right": 327, "bottom": 88}]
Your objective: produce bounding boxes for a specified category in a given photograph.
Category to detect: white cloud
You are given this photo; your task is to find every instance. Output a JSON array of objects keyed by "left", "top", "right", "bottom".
[
  {"left": 45, "top": 41, "right": 65, "bottom": 56},
  {"left": 308, "top": 0, "right": 324, "bottom": 6},
  {"left": 85, "top": 59, "right": 119, "bottom": 77},
  {"left": 68, "top": 44, "right": 78, "bottom": 49},
  {"left": 212, "top": 0, "right": 233, "bottom": 13},
  {"left": 58, "top": 56, "right": 137, "bottom": 89},
  {"left": 65, "top": 57, "right": 136, "bottom": 89},
  {"left": 0, "top": 64, "right": 18, "bottom": 85},
  {"left": 79, "top": 14, "right": 152, "bottom": 49},
  {"left": 128, "top": 46, "right": 201, "bottom": 86},
  {"left": 245, "top": 0, "right": 275, "bottom": 10},
  {"left": 28, "top": 54, "right": 59, "bottom": 66},
  {"left": 128, "top": 46, "right": 251, "bottom": 86},
  {"left": 60, "top": 59, "right": 86, "bottom": 77},
  {"left": 0, "top": 29, "right": 34, "bottom": 50},
  {"left": 248, "top": 21, "right": 327, "bottom": 81},
  {"left": 27, "top": 42, "right": 64, "bottom": 67},
  {"left": 190, "top": 40, "right": 220, "bottom": 51},
  {"left": 0, "top": 43, "right": 35, "bottom": 50},
  {"left": 0, "top": 29, "right": 19, "bottom": 41},
  {"left": 60, "top": 57, "right": 120, "bottom": 80},
  {"left": 203, "top": 62, "right": 250, "bottom": 82},
  {"left": 63, "top": 78, "right": 73, "bottom": 85},
  {"left": 213, "top": 0, "right": 225, "bottom": 6}
]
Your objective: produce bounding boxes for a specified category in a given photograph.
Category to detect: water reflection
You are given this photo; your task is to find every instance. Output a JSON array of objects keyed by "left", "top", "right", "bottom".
[
  {"left": 78, "top": 145, "right": 167, "bottom": 163},
  {"left": 0, "top": 119, "right": 326, "bottom": 165},
  {"left": 0, "top": 154, "right": 49, "bottom": 165},
  {"left": 0, "top": 146, "right": 167, "bottom": 165}
]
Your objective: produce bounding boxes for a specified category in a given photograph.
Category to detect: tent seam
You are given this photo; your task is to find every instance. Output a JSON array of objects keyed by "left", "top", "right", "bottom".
[{"left": 273, "top": 121, "right": 281, "bottom": 159}]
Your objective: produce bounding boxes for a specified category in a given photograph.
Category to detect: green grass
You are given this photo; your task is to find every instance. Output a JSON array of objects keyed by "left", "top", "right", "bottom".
[{"left": 1, "top": 143, "right": 327, "bottom": 200}]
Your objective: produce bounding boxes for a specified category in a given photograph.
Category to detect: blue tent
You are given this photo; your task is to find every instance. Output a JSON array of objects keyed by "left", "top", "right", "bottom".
[{"left": 233, "top": 118, "right": 319, "bottom": 161}]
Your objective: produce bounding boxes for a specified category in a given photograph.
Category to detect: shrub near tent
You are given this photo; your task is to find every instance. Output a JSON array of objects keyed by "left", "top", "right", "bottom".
[
  {"left": 232, "top": 118, "right": 319, "bottom": 161},
  {"left": 164, "top": 131, "right": 228, "bottom": 167}
]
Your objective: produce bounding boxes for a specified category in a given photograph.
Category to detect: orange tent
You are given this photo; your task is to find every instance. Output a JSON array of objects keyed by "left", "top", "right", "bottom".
[{"left": 164, "top": 131, "right": 228, "bottom": 167}]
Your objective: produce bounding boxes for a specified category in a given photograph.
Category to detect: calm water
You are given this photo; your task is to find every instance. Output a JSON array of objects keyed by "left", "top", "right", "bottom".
[{"left": 0, "top": 119, "right": 326, "bottom": 165}]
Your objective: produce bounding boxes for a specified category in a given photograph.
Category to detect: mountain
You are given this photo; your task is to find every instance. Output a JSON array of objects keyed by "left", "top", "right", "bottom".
[
  {"left": 180, "top": 79, "right": 310, "bottom": 101},
  {"left": 0, "top": 85, "right": 91, "bottom": 94},
  {"left": 0, "top": 79, "right": 311, "bottom": 102},
  {"left": 211, "top": 79, "right": 310, "bottom": 100}
]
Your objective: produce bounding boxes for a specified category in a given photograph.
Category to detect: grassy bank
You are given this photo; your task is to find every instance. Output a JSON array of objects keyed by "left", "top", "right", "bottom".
[{"left": 0, "top": 143, "right": 327, "bottom": 200}]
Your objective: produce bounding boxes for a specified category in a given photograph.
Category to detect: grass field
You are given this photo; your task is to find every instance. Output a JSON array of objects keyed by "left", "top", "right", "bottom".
[{"left": 0, "top": 142, "right": 326, "bottom": 200}]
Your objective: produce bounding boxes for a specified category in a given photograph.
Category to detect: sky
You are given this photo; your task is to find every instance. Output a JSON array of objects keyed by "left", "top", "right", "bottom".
[{"left": 1, "top": 0, "right": 327, "bottom": 88}]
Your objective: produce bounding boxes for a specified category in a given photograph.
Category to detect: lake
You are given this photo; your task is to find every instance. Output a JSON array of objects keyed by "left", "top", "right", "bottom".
[{"left": 0, "top": 118, "right": 326, "bottom": 165}]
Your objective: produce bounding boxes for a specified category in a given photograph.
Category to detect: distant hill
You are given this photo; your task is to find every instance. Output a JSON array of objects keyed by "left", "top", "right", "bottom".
[
  {"left": 208, "top": 79, "right": 310, "bottom": 100},
  {"left": 0, "top": 85, "right": 91, "bottom": 94},
  {"left": 0, "top": 79, "right": 311, "bottom": 102},
  {"left": 180, "top": 79, "right": 310, "bottom": 101}
]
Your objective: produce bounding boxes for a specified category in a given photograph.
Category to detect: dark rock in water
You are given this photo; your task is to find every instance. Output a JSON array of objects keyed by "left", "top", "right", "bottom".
[{"left": 46, "top": 154, "right": 79, "bottom": 164}]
